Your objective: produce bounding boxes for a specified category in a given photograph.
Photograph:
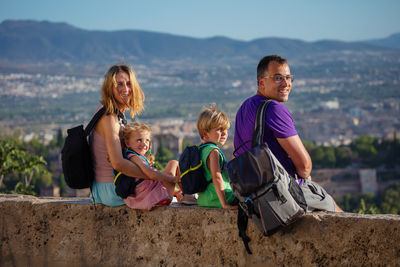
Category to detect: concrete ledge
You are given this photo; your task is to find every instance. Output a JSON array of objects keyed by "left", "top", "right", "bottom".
[{"left": 1, "top": 194, "right": 400, "bottom": 266}]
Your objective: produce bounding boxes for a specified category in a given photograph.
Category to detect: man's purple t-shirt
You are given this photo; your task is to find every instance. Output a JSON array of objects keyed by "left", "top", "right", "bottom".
[{"left": 234, "top": 94, "right": 298, "bottom": 177}]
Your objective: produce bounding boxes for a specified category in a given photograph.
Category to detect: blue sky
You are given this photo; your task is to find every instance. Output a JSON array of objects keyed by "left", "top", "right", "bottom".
[{"left": 0, "top": 0, "right": 399, "bottom": 42}]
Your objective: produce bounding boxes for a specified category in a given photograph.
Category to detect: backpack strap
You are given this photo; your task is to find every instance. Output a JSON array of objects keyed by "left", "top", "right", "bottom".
[
  {"left": 125, "top": 149, "right": 151, "bottom": 166},
  {"left": 84, "top": 107, "right": 106, "bottom": 136},
  {"left": 232, "top": 99, "right": 272, "bottom": 156},
  {"left": 232, "top": 140, "right": 251, "bottom": 158},
  {"left": 238, "top": 205, "right": 252, "bottom": 254},
  {"left": 252, "top": 99, "right": 272, "bottom": 148},
  {"left": 199, "top": 142, "right": 226, "bottom": 165},
  {"left": 198, "top": 143, "right": 225, "bottom": 187},
  {"left": 117, "top": 110, "right": 127, "bottom": 126},
  {"left": 235, "top": 100, "right": 271, "bottom": 255},
  {"left": 81, "top": 106, "right": 106, "bottom": 204}
]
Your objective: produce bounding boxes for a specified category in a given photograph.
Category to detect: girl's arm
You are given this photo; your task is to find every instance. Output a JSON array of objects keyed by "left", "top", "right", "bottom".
[
  {"left": 129, "top": 155, "right": 179, "bottom": 183},
  {"left": 97, "top": 113, "right": 146, "bottom": 178},
  {"left": 207, "top": 149, "right": 237, "bottom": 210}
]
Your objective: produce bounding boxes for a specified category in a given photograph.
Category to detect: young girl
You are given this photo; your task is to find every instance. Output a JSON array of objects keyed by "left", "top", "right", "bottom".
[
  {"left": 196, "top": 104, "right": 237, "bottom": 210},
  {"left": 121, "top": 122, "right": 180, "bottom": 210}
]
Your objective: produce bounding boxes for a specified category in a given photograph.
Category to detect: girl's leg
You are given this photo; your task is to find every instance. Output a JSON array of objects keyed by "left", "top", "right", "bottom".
[{"left": 162, "top": 160, "right": 179, "bottom": 198}]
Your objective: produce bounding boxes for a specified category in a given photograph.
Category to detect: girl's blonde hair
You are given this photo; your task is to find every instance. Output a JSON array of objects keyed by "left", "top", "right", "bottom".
[
  {"left": 123, "top": 122, "right": 154, "bottom": 165},
  {"left": 100, "top": 63, "right": 145, "bottom": 118},
  {"left": 197, "top": 103, "right": 230, "bottom": 139}
]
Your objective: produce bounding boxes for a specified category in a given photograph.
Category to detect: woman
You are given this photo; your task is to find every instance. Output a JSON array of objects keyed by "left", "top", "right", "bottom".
[{"left": 90, "top": 64, "right": 179, "bottom": 206}]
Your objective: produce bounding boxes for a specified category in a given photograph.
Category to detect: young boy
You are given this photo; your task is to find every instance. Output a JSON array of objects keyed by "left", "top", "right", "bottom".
[{"left": 196, "top": 104, "right": 237, "bottom": 210}]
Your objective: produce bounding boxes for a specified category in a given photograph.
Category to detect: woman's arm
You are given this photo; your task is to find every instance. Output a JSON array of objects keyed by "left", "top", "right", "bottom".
[
  {"left": 208, "top": 149, "right": 237, "bottom": 210},
  {"left": 129, "top": 155, "right": 179, "bottom": 183},
  {"left": 97, "top": 113, "right": 146, "bottom": 178}
]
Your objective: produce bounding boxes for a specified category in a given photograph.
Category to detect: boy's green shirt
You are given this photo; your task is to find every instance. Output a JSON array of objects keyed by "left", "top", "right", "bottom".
[{"left": 197, "top": 145, "right": 235, "bottom": 208}]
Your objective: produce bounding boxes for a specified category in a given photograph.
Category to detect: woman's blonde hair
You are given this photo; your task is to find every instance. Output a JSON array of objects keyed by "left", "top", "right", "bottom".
[
  {"left": 123, "top": 122, "right": 154, "bottom": 165},
  {"left": 197, "top": 103, "right": 230, "bottom": 139},
  {"left": 100, "top": 63, "right": 145, "bottom": 118}
]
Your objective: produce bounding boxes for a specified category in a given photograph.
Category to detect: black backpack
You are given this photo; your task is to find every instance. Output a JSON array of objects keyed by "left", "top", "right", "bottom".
[
  {"left": 61, "top": 107, "right": 105, "bottom": 189},
  {"left": 113, "top": 150, "right": 145, "bottom": 199},
  {"left": 179, "top": 143, "right": 223, "bottom": 194},
  {"left": 227, "top": 100, "right": 307, "bottom": 254}
]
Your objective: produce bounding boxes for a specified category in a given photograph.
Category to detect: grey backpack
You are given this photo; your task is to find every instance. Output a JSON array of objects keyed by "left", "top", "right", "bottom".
[{"left": 227, "top": 100, "right": 307, "bottom": 254}]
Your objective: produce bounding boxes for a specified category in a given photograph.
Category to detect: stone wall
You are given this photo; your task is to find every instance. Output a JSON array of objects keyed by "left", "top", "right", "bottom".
[{"left": 1, "top": 194, "right": 400, "bottom": 266}]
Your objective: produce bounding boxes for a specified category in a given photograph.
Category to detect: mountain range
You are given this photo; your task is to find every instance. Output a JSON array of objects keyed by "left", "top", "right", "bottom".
[{"left": 1, "top": 20, "right": 399, "bottom": 65}]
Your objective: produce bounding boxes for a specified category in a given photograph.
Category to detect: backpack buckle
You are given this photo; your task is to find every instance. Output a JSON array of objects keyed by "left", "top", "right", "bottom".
[{"left": 244, "top": 196, "right": 255, "bottom": 216}]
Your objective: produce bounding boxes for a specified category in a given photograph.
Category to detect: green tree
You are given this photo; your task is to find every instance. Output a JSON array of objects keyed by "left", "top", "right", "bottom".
[
  {"left": 335, "top": 192, "right": 378, "bottom": 213},
  {"left": 334, "top": 147, "right": 352, "bottom": 167},
  {"left": 379, "top": 184, "right": 400, "bottom": 214},
  {"left": 303, "top": 139, "right": 316, "bottom": 152},
  {"left": 0, "top": 137, "right": 49, "bottom": 194},
  {"left": 27, "top": 137, "right": 50, "bottom": 159},
  {"left": 310, "top": 147, "right": 325, "bottom": 168},
  {"left": 351, "top": 135, "right": 378, "bottom": 166},
  {"left": 155, "top": 137, "right": 174, "bottom": 168},
  {"left": 40, "top": 171, "right": 53, "bottom": 187},
  {"left": 357, "top": 198, "right": 379, "bottom": 214},
  {"left": 310, "top": 146, "right": 336, "bottom": 168},
  {"left": 49, "top": 128, "right": 64, "bottom": 150},
  {"left": 59, "top": 173, "right": 67, "bottom": 197},
  {"left": 381, "top": 138, "right": 400, "bottom": 168},
  {"left": 322, "top": 147, "right": 336, "bottom": 168},
  {"left": 11, "top": 181, "right": 36, "bottom": 196},
  {"left": 0, "top": 138, "right": 28, "bottom": 188},
  {"left": 14, "top": 151, "right": 48, "bottom": 187},
  {"left": 56, "top": 128, "right": 64, "bottom": 148}
]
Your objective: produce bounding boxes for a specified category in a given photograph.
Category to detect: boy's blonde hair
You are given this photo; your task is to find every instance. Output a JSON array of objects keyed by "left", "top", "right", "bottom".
[
  {"left": 100, "top": 63, "right": 145, "bottom": 118},
  {"left": 197, "top": 103, "right": 230, "bottom": 140},
  {"left": 123, "top": 122, "right": 154, "bottom": 165}
]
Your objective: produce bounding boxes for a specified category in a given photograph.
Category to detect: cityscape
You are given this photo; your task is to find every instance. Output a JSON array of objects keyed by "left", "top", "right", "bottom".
[{"left": 1, "top": 54, "right": 399, "bottom": 148}]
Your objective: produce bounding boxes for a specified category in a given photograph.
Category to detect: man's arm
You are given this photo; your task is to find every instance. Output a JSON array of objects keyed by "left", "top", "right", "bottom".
[{"left": 277, "top": 135, "right": 312, "bottom": 179}]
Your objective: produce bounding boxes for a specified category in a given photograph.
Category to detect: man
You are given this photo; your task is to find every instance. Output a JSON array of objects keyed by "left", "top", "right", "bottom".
[{"left": 234, "top": 55, "right": 342, "bottom": 212}]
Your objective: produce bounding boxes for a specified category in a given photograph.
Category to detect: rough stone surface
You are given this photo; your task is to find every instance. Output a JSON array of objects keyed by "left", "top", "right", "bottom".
[{"left": 1, "top": 194, "right": 400, "bottom": 266}]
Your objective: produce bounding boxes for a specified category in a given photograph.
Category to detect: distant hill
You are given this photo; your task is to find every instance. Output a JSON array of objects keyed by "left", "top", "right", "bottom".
[
  {"left": 0, "top": 19, "right": 397, "bottom": 65},
  {"left": 365, "top": 33, "right": 400, "bottom": 49}
]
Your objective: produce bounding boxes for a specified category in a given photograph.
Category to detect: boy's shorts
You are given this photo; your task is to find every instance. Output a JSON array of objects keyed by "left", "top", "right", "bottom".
[{"left": 301, "top": 179, "right": 336, "bottom": 212}]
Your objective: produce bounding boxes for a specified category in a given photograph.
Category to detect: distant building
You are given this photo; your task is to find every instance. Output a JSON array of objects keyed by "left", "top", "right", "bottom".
[
  {"left": 359, "top": 169, "right": 378, "bottom": 194},
  {"left": 152, "top": 133, "right": 183, "bottom": 155},
  {"left": 321, "top": 99, "right": 339, "bottom": 109}
]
